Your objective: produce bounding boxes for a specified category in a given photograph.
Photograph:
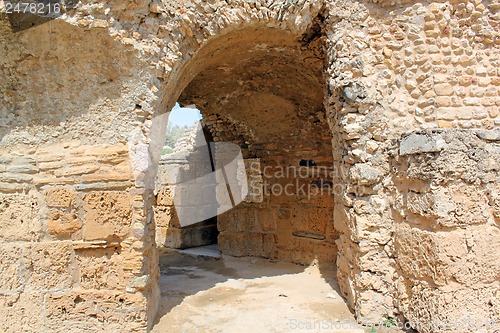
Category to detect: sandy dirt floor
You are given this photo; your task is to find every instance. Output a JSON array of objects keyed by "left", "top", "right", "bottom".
[{"left": 152, "top": 248, "right": 409, "bottom": 333}]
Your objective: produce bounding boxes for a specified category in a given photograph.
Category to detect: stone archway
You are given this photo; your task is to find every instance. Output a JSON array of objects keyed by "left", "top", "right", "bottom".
[
  {"left": 165, "top": 26, "right": 338, "bottom": 265},
  {"left": 143, "top": 4, "right": 399, "bottom": 327},
  {"left": 2, "top": 0, "right": 498, "bottom": 332}
]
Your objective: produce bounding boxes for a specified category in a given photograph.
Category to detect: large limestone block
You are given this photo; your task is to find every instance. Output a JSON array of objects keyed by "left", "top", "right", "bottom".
[
  {"left": 25, "top": 242, "right": 76, "bottom": 290},
  {"left": 406, "top": 183, "right": 491, "bottom": 227},
  {"left": 0, "top": 292, "right": 45, "bottom": 332},
  {"left": 44, "top": 289, "right": 148, "bottom": 333},
  {"left": 394, "top": 224, "right": 500, "bottom": 286},
  {"left": 0, "top": 193, "right": 41, "bottom": 241},
  {"left": 401, "top": 282, "right": 499, "bottom": 333},
  {"left": 75, "top": 247, "right": 126, "bottom": 290},
  {"left": 82, "top": 191, "right": 132, "bottom": 241},
  {"left": 0, "top": 244, "right": 24, "bottom": 291}
]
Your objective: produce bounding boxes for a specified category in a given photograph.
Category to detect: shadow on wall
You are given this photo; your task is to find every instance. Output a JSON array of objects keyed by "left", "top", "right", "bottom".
[{"left": 0, "top": 15, "right": 139, "bottom": 145}]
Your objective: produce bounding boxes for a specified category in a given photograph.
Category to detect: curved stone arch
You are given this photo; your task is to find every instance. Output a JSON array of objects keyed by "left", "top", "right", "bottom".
[{"left": 138, "top": 0, "right": 329, "bottom": 187}]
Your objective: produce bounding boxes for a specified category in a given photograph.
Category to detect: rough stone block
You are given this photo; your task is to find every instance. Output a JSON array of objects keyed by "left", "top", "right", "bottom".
[
  {"left": 55, "top": 165, "right": 100, "bottom": 177},
  {"left": 406, "top": 184, "right": 490, "bottom": 227},
  {"left": 155, "top": 187, "right": 173, "bottom": 206},
  {"left": 399, "top": 131, "right": 446, "bottom": 155},
  {"left": 306, "top": 207, "right": 332, "bottom": 234},
  {"left": 162, "top": 227, "right": 183, "bottom": 249},
  {"left": 47, "top": 210, "right": 82, "bottom": 239},
  {"left": 0, "top": 292, "right": 45, "bottom": 332},
  {"left": 476, "top": 129, "right": 500, "bottom": 141},
  {"left": 0, "top": 193, "right": 41, "bottom": 242},
  {"left": 75, "top": 247, "right": 125, "bottom": 290},
  {"left": 0, "top": 181, "right": 32, "bottom": 193},
  {"left": 82, "top": 191, "right": 132, "bottom": 241},
  {"left": 80, "top": 173, "right": 132, "bottom": 183},
  {"left": 25, "top": 242, "right": 76, "bottom": 290},
  {"left": 45, "top": 187, "right": 76, "bottom": 208},
  {"left": 217, "top": 209, "right": 245, "bottom": 232},
  {"left": 246, "top": 232, "right": 265, "bottom": 257},
  {"left": 0, "top": 244, "right": 24, "bottom": 291},
  {"left": 349, "top": 164, "right": 382, "bottom": 185},
  {"left": 44, "top": 289, "right": 147, "bottom": 332},
  {"left": 153, "top": 206, "right": 174, "bottom": 228},
  {"left": 434, "top": 83, "right": 453, "bottom": 96},
  {"left": 394, "top": 224, "right": 500, "bottom": 286},
  {"left": 402, "top": 282, "right": 500, "bottom": 333},
  {"left": 256, "top": 208, "right": 277, "bottom": 231},
  {"left": 218, "top": 232, "right": 247, "bottom": 257},
  {"left": 356, "top": 290, "right": 395, "bottom": 324}
]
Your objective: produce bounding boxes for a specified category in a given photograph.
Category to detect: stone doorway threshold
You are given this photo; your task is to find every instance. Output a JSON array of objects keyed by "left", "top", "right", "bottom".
[
  {"left": 178, "top": 243, "right": 222, "bottom": 259},
  {"left": 152, "top": 248, "right": 407, "bottom": 333}
]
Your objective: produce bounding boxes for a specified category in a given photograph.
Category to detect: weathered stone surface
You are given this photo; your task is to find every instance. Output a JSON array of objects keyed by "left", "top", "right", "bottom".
[
  {"left": 399, "top": 282, "right": 500, "bottom": 333},
  {"left": 406, "top": 184, "right": 490, "bottom": 227},
  {"left": 45, "top": 187, "right": 76, "bottom": 208},
  {"left": 0, "top": 193, "right": 41, "bottom": 241},
  {"left": 25, "top": 242, "right": 76, "bottom": 290},
  {"left": 394, "top": 129, "right": 500, "bottom": 332},
  {"left": 76, "top": 247, "right": 125, "bottom": 290},
  {"left": 47, "top": 210, "right": 82, "bottom": 239},
  {"left": 400, "top": 132, "right": 446, "bottom": 155},
  {"left": 0, "top": 0, "right": 499, "bottom": 330},
  {"left": 476, "top": 129, "right": 500, "bottom": 141},
  {"left": 349, "top": 164, "right": 382, "bottom": 186},
  {"left": 395, "top": 224, "right": 500, "bottom": 286},
  {"left": 0, "top": 244, "right": 24, "bottom": 291},
  {"left": 0, "top": 292, "right": 45, "bottom": 332},
  {"left": 82, "top": 191, "right": 132, "bottom": 241},
  {"left": 44, "top": 290, "right": 148, "bottom": 332}
]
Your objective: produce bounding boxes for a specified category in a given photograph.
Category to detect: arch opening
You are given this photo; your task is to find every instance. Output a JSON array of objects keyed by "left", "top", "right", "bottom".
[
  {"left": 150, "top": 25, "right": 351, "bottom": 331},
  {"left": 155, "top": 26, "right": 339, "bottom": 266},
  {"left": 154, "top": 104, "right": 220, "bottom": 250}
]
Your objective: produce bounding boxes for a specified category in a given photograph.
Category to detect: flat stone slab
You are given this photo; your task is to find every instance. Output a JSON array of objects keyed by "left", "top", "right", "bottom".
[
  {"left": 179, "top": 244, "right": 222, "bottom": 259},
  {"left": 400, "top": 131, "right": 446, "bottom": 155}
]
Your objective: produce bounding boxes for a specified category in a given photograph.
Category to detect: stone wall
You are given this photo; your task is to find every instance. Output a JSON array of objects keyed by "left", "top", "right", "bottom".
[
  {"left": 0, "top": 0, "right": 499, "bottom": 331},
  {"left": 392, "top": 129, "right": 499, "bottom": 333},
  {"left": 201, "top": 112, "right": 337, "bottom": 265},
  {"left": 154, "top": 112, "right": 338, "bottom": 265},
  {"left": 0, "top": 13, "right": 160, "bottom": 333}
]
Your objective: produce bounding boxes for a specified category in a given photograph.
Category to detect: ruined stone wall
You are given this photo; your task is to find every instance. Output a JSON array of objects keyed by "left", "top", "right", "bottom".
[
  {"left": 0, "top": 0, "right": 499, "bottom": 331},
  {"left": 392, "top": 129, "right": 499, "bottom": 333},
  {"left": 0, "top": 15, "right": 160, "bottom": 333},
  {"left": 154, "top": 112, "right": 338, "bottom": 265},
  {"left": 154, "top": 123, "right": 218, "bottom": 249},
  {"left": 204, "top": 112, "right": 338, "bottom": 266},
  {"left": 323, "top": 0, "right": 499, "bottom": 326}
]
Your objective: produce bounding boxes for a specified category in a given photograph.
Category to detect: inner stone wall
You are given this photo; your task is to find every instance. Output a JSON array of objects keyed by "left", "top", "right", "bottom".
[{"left": 154, "top": 123, "right": 218, "bottom": 249}]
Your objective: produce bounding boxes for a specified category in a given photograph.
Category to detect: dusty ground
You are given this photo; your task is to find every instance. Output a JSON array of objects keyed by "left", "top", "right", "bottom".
[{"left": 152, "top": 247, "right": 408, "bottom": 333}]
